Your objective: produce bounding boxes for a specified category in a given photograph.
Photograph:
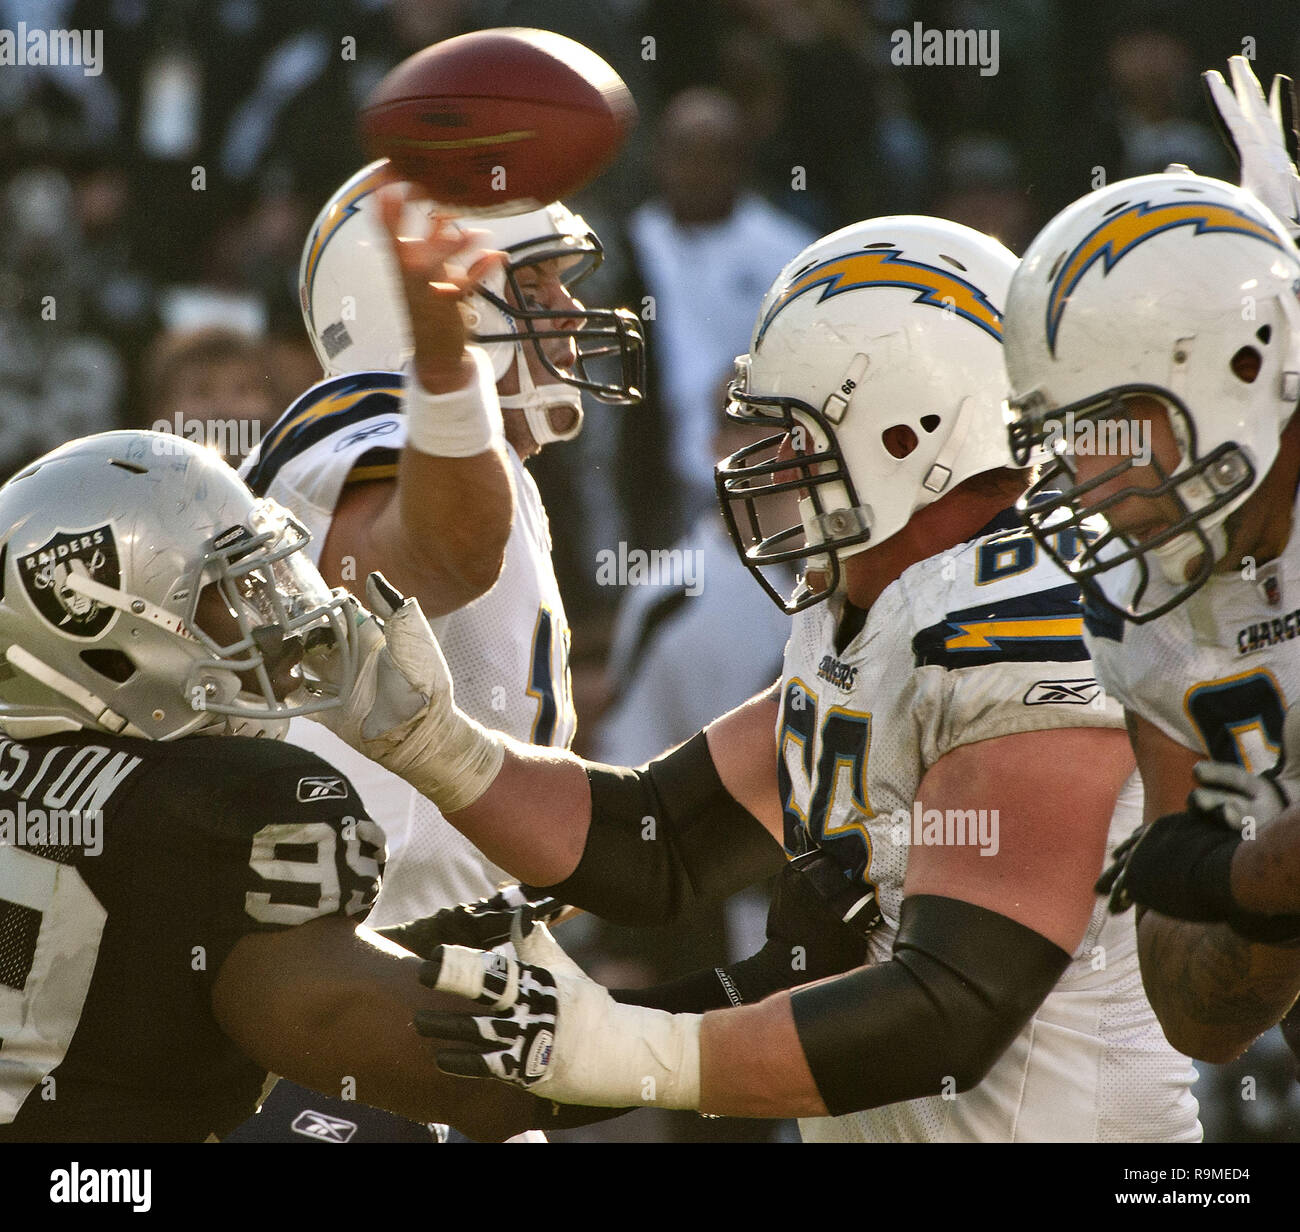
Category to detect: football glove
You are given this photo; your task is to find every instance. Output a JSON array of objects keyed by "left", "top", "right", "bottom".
[
  {"left": 377, "top": 885, "right": 566, "bottom": 957},
  {"left": 1097, "top": 750, "right": 1300, "bottom": 943},
  {"left": 414, "top": 913, "right": 702, "bottom": 1109},
  {"left": 310, "top": 572, "right": 505, "bottom": 813},
  {"left": 1203, "top": 55, "right": 1300, "bottom": 238}
]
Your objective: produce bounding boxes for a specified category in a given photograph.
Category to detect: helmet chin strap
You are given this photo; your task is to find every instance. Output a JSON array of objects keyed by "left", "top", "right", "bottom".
[
  {"left": 1150, "top": 470, "right": 1229, "bottom": 585},
  {"left": 497, "top": 343, "right": 584, "bottom": 446}
]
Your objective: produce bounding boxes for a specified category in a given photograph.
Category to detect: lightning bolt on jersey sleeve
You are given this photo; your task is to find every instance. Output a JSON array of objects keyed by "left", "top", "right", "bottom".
[
  {"left": 0, "top": 732, "right": 382, "bottom": 1141},
  {"left": 239, "top": 372, "right": 405, "bottom": 564}
]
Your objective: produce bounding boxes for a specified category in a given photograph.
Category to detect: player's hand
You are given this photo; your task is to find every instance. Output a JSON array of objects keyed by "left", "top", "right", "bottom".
[
  {"left": 1187, "top": 757, "right": 1287, "bottom": 832},
  {"left": 307, "top": 572, "right": 504, "bottom": 813},
  {"left": 1095, "top": 810, "right": 1238, "bottom": 919},
  {"left": 1203, "top": 56, "right": 1300, "bottom": 238},
  {"left": 1097, "top": 763, "right": 1300, "bottom": 941},
  {"left": 377, "top": 885, "right": 567, "bottom": 958},
  {"left": 414, "top": 913, "right": 702, "bottom": 1109},
  {"left": 375, "top": 177, "right": 505, "bottom": 391},
  {"left": 309, "top": 572, "right": 445, "bottom": 745}
]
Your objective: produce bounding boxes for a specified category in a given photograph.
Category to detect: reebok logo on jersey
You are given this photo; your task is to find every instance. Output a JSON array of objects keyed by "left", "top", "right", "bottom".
[
  {"left": 296, "top": 775, "right": 348, "bottom": 802},
  {"left": 1237, "top": 608, "right": 1300, "bottom": 654},
  {"left": 290, "top": 1110, "right": 358, "bottom": 1143},
  {"left": 1023, "top": 678, "right": 1101, "bottom": 705},
  {"left": 334, "top": 419, "right": 399, "bottom": 450},
  {"left": 816, "top": 654, "right": 858, "bottom": 691}
]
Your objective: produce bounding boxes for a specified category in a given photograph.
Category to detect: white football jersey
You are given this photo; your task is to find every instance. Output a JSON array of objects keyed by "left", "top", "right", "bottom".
[
  {"left": 1085, "top": 488, "right": 1300, "bottom": 772},
  {"left": 241, "top": 372, "right": 576, "bottom": 922},
  {"left": 780, "top": 508, "right": 1200, "bottom": 1142}
]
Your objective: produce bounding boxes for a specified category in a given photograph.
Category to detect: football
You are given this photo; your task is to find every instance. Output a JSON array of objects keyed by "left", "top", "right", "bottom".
[{"left": 359, "top": 27, "right": 636, "bottom": 213}]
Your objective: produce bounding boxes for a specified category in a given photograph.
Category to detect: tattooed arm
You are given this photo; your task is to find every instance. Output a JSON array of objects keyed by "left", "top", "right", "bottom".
[
  {"left": 1128, "top": 710, "right": 1300, "bottom": 1062},
  {"left": 1136, "top": 911, "right": 1300, "bottom": 1062}
]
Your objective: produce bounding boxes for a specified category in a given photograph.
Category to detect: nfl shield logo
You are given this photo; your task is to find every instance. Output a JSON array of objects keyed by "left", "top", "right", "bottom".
[
  {"left": 18, "top": 526, "right": 121, "bottom": 638},
  {"left": 1263, "top": 572, "right": 1282, "bottom": 607}
]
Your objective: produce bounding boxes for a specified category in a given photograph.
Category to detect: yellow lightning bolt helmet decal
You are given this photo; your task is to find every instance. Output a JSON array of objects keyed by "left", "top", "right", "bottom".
[
  {"left": 756, "top": 248, "right": 1003, "bottom": 348},
  {"left": 1046, "top": 199, "right": 1286, "bottom": 355},
  {"left": 301, "top": 163, "right": 391, "bottom": 320}
]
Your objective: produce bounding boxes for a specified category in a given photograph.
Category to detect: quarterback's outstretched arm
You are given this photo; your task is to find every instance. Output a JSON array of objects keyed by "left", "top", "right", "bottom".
[
  {"left": 1120, "top": 710, "right": 1300, "bottom": 1062},
  {"left": 318, "top": 187, "right": 514, "bottom": 617}
]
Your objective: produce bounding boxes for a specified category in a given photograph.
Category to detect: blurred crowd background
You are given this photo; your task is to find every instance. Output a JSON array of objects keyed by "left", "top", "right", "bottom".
[{"left": 3, "top": 0, "right": 1299, "bottom": 1142}]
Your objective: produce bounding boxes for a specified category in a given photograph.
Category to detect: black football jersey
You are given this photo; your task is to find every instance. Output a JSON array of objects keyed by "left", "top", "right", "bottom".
[{"left": 0, "top": 730, "right": 383, "bottom": 1142}]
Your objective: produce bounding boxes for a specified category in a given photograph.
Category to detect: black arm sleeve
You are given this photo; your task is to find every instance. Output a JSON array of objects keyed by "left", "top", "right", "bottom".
[
  {"left": 527, "top": 731, "right": 786, "bottom": 927},
  {"left": 790, "top": 894, "right": 1072, "bottom": 1117}
]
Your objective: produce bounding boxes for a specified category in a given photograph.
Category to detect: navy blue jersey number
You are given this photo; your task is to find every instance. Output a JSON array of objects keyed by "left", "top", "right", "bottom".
[{"left": 1185, "top": 670, "right": 1286, "bottom": 772}]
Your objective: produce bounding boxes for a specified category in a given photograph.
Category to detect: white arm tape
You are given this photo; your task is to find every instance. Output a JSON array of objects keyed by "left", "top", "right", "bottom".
[
  {"left": 545, "top": 977, "right": 702, "bottom": 1109},
  {"left": 405, "top": 346, "right": 503, "bottom": 458}
]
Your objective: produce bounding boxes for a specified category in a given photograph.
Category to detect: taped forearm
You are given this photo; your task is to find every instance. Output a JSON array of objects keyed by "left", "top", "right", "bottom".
[
  {"left": 531, "top": 732, "right": 786, "bottom": 927},
  {"left": 790, "top": 895, "right": 1070, "bottom": 1117}
]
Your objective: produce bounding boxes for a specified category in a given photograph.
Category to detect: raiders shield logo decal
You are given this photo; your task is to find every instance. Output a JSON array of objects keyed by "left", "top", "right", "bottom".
[{"left": 19, "top": 526, "right": 121, "bottom": 638}]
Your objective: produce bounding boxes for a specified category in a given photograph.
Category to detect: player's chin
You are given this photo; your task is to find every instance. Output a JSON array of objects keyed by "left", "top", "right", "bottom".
[{"left": 545, "top": 403, "right": 581, "bottom": 437}]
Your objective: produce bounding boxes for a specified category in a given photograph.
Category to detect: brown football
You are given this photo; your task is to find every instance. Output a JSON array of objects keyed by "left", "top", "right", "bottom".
[{"left": 360, "top": 27, "right": 636, "bottom": 212}]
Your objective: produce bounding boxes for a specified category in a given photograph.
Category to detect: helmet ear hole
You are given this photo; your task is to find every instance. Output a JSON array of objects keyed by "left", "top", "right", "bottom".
[
  {"left": 1256, "top": 325, "right": 1272, "bottom": 344},
  {"left": 80, "top": 649, "right": 136, "bottom": 683},
  {"left": 920, "top": 414, "right": 942, "bottom": 434},
  {"left": 882, "top": 424, "right": 919, "bottom": 458},
  {"left": 1230, "top": 346, "right": 1261, "bottom": 384}
]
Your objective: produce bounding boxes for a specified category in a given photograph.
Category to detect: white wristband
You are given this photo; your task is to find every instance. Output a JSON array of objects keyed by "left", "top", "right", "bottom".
[{"left": 405, "top": 346, "right": 503, "bottom": 457}]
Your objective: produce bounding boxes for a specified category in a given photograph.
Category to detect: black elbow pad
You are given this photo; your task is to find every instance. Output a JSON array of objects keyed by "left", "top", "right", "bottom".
[
  {"left": 790, "top": 895, "right": 1072, "bottom": 1117},
  {"left": 529, "top": 731, "right": 785, "bottom": 926}
]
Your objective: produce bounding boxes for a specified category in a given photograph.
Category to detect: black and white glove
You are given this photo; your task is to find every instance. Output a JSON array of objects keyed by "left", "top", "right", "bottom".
[
  {"left": 1097, "top": 752, "right": 1300, "bottom": 943},
  {"left": 1203, "top": 55, "right": 1300, "bottom": 238},
  {"left": 310, "top": 572, "right": 505, "bottom": 813},
  {"left": 377, "top": 885, "right": 566, "bottom": 958},
  {"left": 414, "top": 913, "right": 702, "bottom": 1109}
]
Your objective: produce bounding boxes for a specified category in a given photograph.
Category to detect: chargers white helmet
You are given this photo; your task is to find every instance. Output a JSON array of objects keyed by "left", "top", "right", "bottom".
[
  {"left": 1003, "top": 170, "right": 1300, "bottom": 622},
  {"left": 0, "top": 431, "right": 358, "bottom": 741},
  {"left": 299, "top": 161, "right": 644, "bottom": 446},
  {"left": 716, "top": 216, "right": 1018, "bottom": 612}
]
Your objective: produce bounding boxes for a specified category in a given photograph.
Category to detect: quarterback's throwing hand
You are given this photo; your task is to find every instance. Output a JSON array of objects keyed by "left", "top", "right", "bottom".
[{"left": 414, "top": 920, "right": 703, "bottom": 1109}]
